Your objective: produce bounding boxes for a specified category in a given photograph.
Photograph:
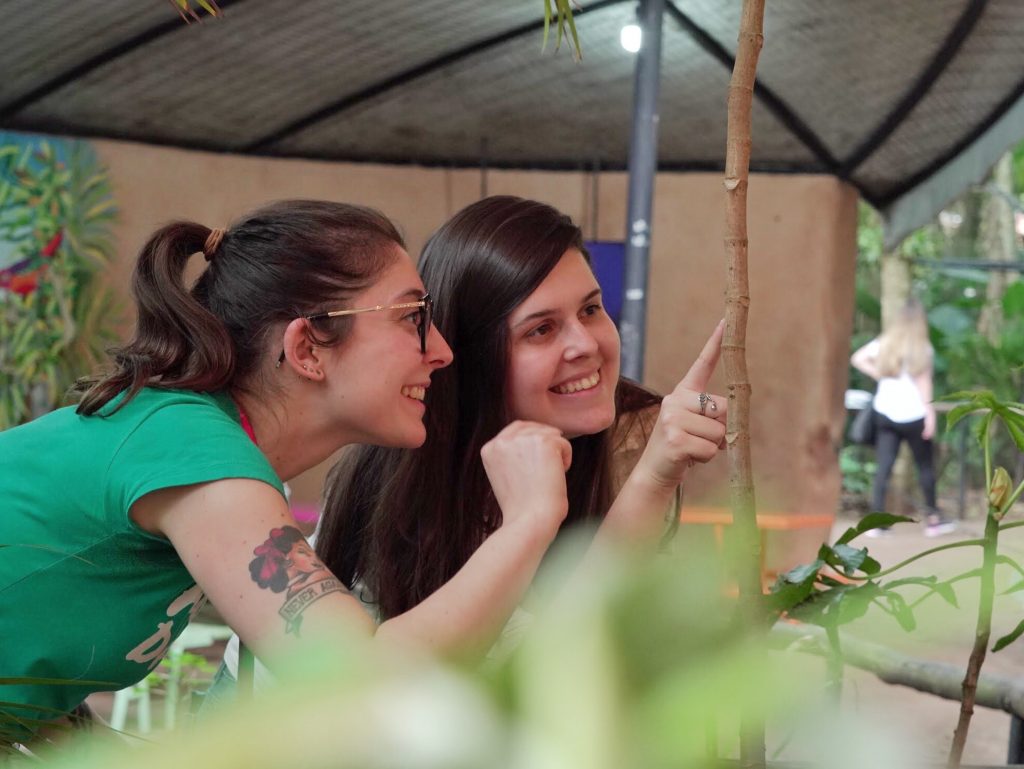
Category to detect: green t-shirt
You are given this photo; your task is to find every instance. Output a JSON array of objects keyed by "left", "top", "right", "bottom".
[{"left": 0, "top": 388, "right": 285, "bottom": 730}]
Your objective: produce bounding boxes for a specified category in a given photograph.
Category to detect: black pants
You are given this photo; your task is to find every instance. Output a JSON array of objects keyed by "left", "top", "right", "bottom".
[{"left": 872, "top": 412, "right": 937, "bottom": 513}]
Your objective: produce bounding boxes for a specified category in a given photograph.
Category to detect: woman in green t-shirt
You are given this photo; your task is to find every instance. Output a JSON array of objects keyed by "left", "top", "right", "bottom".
[{"left": 0, "top": 199, "right": 572, "bottom": 746}]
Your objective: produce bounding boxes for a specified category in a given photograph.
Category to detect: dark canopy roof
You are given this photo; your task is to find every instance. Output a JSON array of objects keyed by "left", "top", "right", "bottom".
[{"left": 3, "top": 0, "right": 1022, "bottom": 245}]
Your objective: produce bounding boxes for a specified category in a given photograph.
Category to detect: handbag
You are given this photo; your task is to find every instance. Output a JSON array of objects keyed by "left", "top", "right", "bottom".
[{"left": 848, "top": 404, "right": 876, "bottom": 446}]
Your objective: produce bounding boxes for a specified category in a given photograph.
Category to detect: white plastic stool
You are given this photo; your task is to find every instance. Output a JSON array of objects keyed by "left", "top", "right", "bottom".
[
  {"left": 109, "top": 622, "right": 233, "bottom": 733},
  {"left": 109, "top": 675, "right": 151, "bottom": 733}
]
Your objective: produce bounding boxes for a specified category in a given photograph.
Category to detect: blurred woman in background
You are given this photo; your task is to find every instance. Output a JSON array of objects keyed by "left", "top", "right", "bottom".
[{"left": 851, "top": 298, "right": 955, "bottom": 536}]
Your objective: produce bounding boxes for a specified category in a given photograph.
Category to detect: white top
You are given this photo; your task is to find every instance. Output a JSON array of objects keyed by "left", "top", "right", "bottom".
[{"left": 864, "top": 339, "right": 929, "bottom": 423}]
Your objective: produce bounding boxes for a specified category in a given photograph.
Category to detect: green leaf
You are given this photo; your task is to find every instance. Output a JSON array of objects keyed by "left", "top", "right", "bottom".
[
  {"left": 0, "top": 700, "right": 75, "bottom": 715},
  {"left": 929, "top": 304, "right": 973, "bottom": 339},
  {"left": 941, "top": 389, "right": 997, "bottom": 406},
  {"left": 931, "top": 581, "right": 959, "bottom": 608},
  {"left": 777, "top": 559, "right": 824, "bottom": 585},
  {"left": 1004, "top": 579, "right": 1024, "bottom": 595},
  {"left": 195, "top": 0, "right": 222, "bottom": 16},
  {"left": 974, "top": 411, "right": 996, "bottom": 446},
  {"left": 887, "top": 576, "right": 959, "bottom": 608},
  {"left": 561, "top": 0, "right": 582, "bottom": 60},
  {"left": 0, "top": 676, "right": 113, "bottom": 686},
  {"left": 836, "top": 582, "right": 882, "bottom": 625},
  {"left": 555, "top": 0, "right": 566, "bottom": 52},
  {"left": 787, "top": 582, "right": 880, "bottom": 628},
  {"left": 882, "top": 591, "right": 916, "bottom": 632},
  {"left": 1002, "top": 281, "right": 1024, "bottom": 317},
  {"left": 996, "top": 555, "right": 1024, "bottom": 580},
  {"left": 766, "top": 559, "right": 823, "bottom": 614},
  {"left": 853, "top": 287, "right": 881, "bottom": 321},
  {"left": 945, "top": 402, "right": 981, "bottom": 433},
  {"left": 859, "top": 553, "right": 881, "bottom": 576},
  {"left": 1001, "top": 416, "right": 1024, "bottom": 452},
  {"left": 542, "top": 0, "right": 552, "bottom": 51},
  {"left": 830, "top": 543, "right": 868, "bottom": 575},
  {"left": 992, "top": 617, "right": 1024, "bottom": 652},
  {"left": 835, "top": 513, "right": 914, "bottom": 544}
]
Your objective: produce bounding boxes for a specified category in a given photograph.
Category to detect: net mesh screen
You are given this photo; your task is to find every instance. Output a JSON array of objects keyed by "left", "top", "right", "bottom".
[{"left": 3, "top": 0, "right": 1022, "bottom": 208}]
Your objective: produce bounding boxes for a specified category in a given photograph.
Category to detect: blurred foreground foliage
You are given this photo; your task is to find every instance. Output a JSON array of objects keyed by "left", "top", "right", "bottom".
[{"left": 12, "top": 535, "right": 925, "bottom": 769}]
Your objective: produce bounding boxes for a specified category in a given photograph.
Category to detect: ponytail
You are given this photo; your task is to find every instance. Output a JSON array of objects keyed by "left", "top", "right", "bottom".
[
  {"left": 74, "top": 200, "right": 403, "bottom": 416},
  {"left": 75, "top": 222, "right": 235, "bottom": 415}
]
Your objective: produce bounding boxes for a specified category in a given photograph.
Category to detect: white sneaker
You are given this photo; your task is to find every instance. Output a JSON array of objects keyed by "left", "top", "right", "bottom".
[{"left": 925, "top": 517, "right": 956, "bottom": 538}]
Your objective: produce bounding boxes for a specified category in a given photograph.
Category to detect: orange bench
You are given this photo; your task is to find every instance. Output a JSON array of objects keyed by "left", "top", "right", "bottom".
[{"left": 678, "top": 506, "right": 835, "bottom": 584}]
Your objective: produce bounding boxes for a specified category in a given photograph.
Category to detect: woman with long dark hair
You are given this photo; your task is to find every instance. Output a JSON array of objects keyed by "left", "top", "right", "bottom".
[
  {"left": 0, "top": 200, "right": 571, "bottom": 745},
  {"left": 319, "top": 196, "right": 727, "bottom": 623}
]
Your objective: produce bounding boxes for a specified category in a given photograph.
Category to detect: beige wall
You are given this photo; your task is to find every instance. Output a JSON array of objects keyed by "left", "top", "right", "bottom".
[{"left": 93, "top": 138, "right": 858, "bottom": 568}]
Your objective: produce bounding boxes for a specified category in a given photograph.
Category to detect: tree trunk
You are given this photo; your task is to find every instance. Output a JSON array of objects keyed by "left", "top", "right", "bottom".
[
  {"left": 880, "top": 249, "right": 915, "bottom": 514},
  {"left": 948, "top": 189, "right": 984, "bottom": 260},
  {"left": 977, "top": 153, "right": 1018, "bottom": 343}
]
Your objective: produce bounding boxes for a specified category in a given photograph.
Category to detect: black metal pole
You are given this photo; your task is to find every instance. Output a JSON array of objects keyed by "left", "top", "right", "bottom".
[
  {"left": 620, "top": 0, "right": 665, "bottom": 381},
  {"left": 1009, "top": 713, "right": 1024, "bottom": 764}
]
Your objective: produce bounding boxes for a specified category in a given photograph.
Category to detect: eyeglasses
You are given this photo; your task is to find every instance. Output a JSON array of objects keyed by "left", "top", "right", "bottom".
[{"left": 277, "top": 293, "right": 433, "bottom": 366}]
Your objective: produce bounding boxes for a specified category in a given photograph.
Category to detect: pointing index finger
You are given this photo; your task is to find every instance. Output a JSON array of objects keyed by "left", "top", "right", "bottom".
[{"left": 678, "top": 319, "right": 725, "bottom": 392}]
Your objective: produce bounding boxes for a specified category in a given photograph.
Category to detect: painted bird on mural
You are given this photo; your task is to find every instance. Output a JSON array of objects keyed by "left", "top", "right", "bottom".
[{"left": 0, "top": 229, "right": 62, "bottom": 296}]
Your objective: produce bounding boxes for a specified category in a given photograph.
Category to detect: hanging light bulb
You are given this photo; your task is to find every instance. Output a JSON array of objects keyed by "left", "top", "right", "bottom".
[{"left": 620, "top": 23, "right": 642, "bottom": 53}]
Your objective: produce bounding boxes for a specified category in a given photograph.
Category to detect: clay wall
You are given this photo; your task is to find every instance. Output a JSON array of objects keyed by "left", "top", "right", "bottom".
[{"left": 91, "top": 138, "right": 859, "bottom": 566}]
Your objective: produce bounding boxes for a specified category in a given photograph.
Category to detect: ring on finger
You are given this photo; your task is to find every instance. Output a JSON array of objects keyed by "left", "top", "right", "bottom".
[{"left": 697, "top": 392, "right": 717, "bottom": 416}]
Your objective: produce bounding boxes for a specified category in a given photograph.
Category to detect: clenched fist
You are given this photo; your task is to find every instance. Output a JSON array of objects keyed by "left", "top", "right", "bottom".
[{"left": 481, "top": 420, "right": 572, "bottom": 534}]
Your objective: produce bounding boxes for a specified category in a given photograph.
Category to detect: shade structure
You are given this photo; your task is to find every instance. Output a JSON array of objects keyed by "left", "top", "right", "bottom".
[{"left": 2, "top": 0, "right": 1023, "bottom": 246}]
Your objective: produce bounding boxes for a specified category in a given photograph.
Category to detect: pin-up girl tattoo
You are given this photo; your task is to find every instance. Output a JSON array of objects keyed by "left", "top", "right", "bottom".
[{"left": 249, "top": 526, "right": 346, "bottom": 636}]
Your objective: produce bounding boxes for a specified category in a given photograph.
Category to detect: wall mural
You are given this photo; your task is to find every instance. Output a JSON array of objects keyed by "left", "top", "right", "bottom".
[{"left": 0, "top": 132, "right": 119, "bottom": 429}]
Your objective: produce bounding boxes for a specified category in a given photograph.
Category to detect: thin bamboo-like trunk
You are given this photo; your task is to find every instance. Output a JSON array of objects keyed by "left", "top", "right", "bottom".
[
  {"left": 723, "top": 1, "right": 766, "bottom": 766},
  {"left": 947, "top": 512, "right": 1000, "bottom": 767}
]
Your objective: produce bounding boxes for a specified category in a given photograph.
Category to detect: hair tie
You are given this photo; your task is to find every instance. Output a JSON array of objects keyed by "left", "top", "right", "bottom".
[{"left": 203, "top": 227, "right": 226, "bottom": 262}]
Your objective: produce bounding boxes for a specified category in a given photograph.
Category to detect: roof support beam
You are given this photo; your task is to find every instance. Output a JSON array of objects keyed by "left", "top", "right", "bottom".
[
  {"left": 243, "top": 0, "right": 629, "bottom": 152},
  {"left": 664, "top": 1, "right": 842, "bottom": 175},
  {"left": 839, "top": 0, "right": 988, "bottom": 177},
  {"left": 0, "top": 0, "right": 247, "bottom": 120},
  {"left": 877, "top": 72, "right": 1024, "bottom": 209}
]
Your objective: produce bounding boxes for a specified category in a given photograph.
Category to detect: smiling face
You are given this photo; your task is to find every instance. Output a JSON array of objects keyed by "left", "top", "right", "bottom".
[
  {"left": 323, "top": 248, "right": 453, "bottom": 448},
  {"left": 505, "top": 249, "right": 620, "bottom": 439}
]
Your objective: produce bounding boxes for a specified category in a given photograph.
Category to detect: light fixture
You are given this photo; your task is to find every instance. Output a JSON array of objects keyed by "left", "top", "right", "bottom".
[{"left": 620, "top": 23, "right": 642, "bottom": 53}]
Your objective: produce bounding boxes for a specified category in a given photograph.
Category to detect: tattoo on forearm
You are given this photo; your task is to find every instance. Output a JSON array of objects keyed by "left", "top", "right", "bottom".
[{"left": 248, "top": 525, "right": 348, "bottom": 636}]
